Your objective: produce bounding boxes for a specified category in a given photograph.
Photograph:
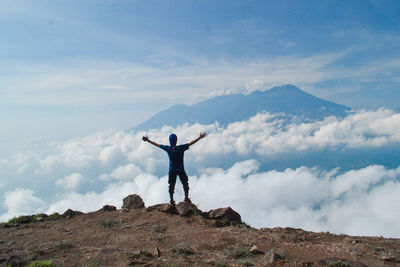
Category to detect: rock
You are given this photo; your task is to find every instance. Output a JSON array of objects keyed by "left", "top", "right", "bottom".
[
  {"left": 146, "top": 203, "right": 178, "bottom": 214},
  {"left": 122, "top": 194, "right": 145, "bottom": 210},
  {"left": 19, "top": 215, "right": 33, "bottom": 224},
  {"left": 381, "top": 254, "right": 396, "bottom": 262},
  {"left": 175, "top": 202, "right": 203, "bottom": 217},
  {"left": 153, "top": 247, "right": 161, "bottom": 257},
  {"left": 206, "top": 207, "right": 241, "bottom": 223},
  {"left": 100, "top": 248, "right": 119, "bottom": 255},
  {"left": 172, "top": 242, "right": 195, "bottom": 256},
  {"left": 34, "top": 213, "right": 48, "bottom": 222},
  {"left": 7, "top": 255, "right": 25, "bottom": 267},
  {"left": 99, "top": 205, "right": 117, "bottom": 212},
  {"left": 250, "top": 245, "right": 264, "bottom": 255},
  {"left": 62, "top": 209, "right": 83, "bottom": 218},
  {"left": 266, "top": 249, "right": 285, "bottom": 263}
]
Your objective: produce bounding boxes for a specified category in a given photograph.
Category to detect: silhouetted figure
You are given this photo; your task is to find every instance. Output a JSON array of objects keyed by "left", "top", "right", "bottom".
[{"left": 142, "top": 132, "right": 206, "bottom": 205}]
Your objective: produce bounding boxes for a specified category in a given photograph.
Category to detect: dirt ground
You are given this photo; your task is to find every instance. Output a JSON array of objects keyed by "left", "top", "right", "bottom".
[{"left": 1, "top": 206, "right": 399, "bottom": 266}]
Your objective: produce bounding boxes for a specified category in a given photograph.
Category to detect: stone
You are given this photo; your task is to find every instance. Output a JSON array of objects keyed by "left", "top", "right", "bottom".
[
  {"left": 122, "top": 194, "right": 145, "bottom": 210},
  {"left": 153, "top": 247, "right": 161, "bottom": 257},
  {"left": 62, "top": 209, "right": 83, "bottom": 218},
  {"left": 34, "top": 213, "right": 48, "bottom": 222},
  {"left": 175, "top": 202, "right": 203, "bottom": 217},
  {"left": 19, "top": 215, "right": 33, "bottom": 224},
  {"left": 250, "top": 245, "right": 264, "bottom": 255},
  {"left": 99, "top": 205, "right": 117, "bottom": 212},
  {"left": 206, "top": 207, "right": 241, "bottom": 223},
  {"left": 266, "top": 249, "right": 285, "bottom": 263},
  {"left": 146, "top": 203, "right": 178, "bottom": 214}
]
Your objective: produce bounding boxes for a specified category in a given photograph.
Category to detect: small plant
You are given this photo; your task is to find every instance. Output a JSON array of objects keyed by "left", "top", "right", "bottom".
[
  {"left": 171, "top": 242, "right": 195, "bottom": 257},
  {"left": 54, "top": 240, "right": 74, "bottom": 250},
  {"left": 220, "top": 217, "right": 230, "bottom": 226},
  {"left": 154, "top": 225, "right": 168, "bottom": 233},
  {"left": 28, "top": 260, "right": 55, "bottom": 267},
  {"left": 98, "top": 218, "right": 118, "bottom": 228},
  {"left": 84, "top": 261, "right": 100, "bottom": 267},
  {"left": 128, "top": 250, "right": 153, "bottom": 260},
  {"left": 327, "top": 260, "right": 350, "bottom": 267},
  {"left": 48, "top": 212, "right": 61, "bottom": 220},
  {"left": 224, "top": 247, "right": 251, "bottom": 259},
  {"left": 238, "top": 259, "right": 254, "bottom": 266},
  {"left": 161, "top": 263, "right": 181, "bottom": 267},
  {"left": 8, "top": 216, "right": 23, "bottom": 224},
  {"left": 33, "top": 213, "right": 48, "bottom": 221},
  {"left": 216, "top": 260, "right": 227, "bottom": 267}
]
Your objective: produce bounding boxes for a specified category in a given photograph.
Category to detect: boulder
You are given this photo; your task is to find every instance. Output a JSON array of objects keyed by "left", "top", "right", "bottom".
[
  {"left": 175, "top": 202, "right": 203, "bottom": 217},
  {"left": 19, "top": 215, "right": 33, "bottom": 224},
  {"left": 98, "top": 205, "right": 117, "bottom": 212},
  {"left": 62, "top": 209, "right": 83, "bottom": 218},
  {"left": 250, "top": 245, "right": 264, "bottom": 255},
  {"left": 206, "top": 207, "right": 241, "bottom": 223},
  {"left": 147, "top": 203, "right": 178, "bottom": 214},
  {"left": 122, "top": 194, "right": 145, "bottom": 210}
]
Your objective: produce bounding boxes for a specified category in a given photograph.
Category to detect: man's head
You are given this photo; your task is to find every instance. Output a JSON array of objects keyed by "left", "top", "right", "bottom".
[{"left": 169, "top": 133, "right": 177, "bottom": 146}]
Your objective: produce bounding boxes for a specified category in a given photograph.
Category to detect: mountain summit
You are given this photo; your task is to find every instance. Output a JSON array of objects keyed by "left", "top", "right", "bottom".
[{"left": 134, "top": 84, "right": 350, "bottom": 130}]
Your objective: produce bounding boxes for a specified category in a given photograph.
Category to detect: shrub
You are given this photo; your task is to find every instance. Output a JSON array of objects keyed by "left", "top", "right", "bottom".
[
  {"left": 98, "top": 218, "right": 118, "bottom": 228},
  {"left": 8, "top": 216, "right": 23, "bottom": 224},
  {"left": 48, "top": 213, "right": 61, "bottom": 220},
  {"left": 224, "top": 247, "right": 251, "bottom": 259},
  {"left": 28, "top": 260, "right": 55, "bottom": 267}
]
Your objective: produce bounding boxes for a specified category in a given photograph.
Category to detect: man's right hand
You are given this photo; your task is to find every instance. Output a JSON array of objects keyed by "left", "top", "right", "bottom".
[{"left": 142, "top": 135, "right": 149, "bottom": 142}]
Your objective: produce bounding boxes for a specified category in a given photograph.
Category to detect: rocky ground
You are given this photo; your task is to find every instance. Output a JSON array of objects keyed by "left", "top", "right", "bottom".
[{"left": 1, "top": 195, "right": 399, "bottom": 267}]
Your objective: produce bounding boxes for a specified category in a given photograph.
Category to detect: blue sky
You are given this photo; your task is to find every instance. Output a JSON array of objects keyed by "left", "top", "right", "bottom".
[{"left": 1, "top": 0, "right": 400, "bottom": 142}]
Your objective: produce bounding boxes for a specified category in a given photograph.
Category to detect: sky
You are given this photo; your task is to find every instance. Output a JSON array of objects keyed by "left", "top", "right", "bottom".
[
  {"left": 1, "top": 1, "right": 400, "bottom": 237},
  {"left": 1, "top": 0, "right": 400, "bottom": 142}
]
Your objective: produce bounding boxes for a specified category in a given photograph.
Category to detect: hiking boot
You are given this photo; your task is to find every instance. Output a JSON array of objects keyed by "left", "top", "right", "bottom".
[
  {"left": 184, "top": 197, "right": 192, "bottom": 204},
  {"left": 169, "top": 200, "right": 175, "bottom": 206}
]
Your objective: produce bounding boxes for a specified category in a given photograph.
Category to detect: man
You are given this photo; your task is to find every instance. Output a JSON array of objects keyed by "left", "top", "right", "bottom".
[{"left": 142, "top": 132, "right": 206, "bottom": 205}]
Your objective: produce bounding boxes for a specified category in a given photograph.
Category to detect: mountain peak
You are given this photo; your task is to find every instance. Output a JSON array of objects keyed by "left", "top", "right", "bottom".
[
  {"left": 265, "top": 84, "right": 306, "bottom": 94},
  {"left": 133, "top": 85, "right": 350, "bottom": 131}
]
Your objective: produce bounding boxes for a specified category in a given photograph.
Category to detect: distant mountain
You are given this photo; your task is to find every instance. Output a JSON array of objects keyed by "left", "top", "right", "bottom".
[{"left": 133, "top": 84, "right": 351, "bottom": 130}]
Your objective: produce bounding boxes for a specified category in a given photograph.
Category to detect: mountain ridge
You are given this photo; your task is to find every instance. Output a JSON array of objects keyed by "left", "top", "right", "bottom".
[{"left": 133, "top": 84, "right": 351, "bottom": 131}]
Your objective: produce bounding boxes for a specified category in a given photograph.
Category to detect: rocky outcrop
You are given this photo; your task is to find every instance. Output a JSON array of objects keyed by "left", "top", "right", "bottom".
[
  {"left": 205, "top": 207, "right": 241, "bottom": 224},
  {"left": 98, "top": 205, "right": 117, "bottom": 212},
  {"left": 175, "top": 202, "right": 203, "bottom": 217},
  {"left": 63, "top": 209, "right": 83, "bottom": 218},
  {"left": 146, "top": 203, "right": 177, "bottom": 214},
  {"left": 122, "top": 194, "right": 145, "bottom": 211}
]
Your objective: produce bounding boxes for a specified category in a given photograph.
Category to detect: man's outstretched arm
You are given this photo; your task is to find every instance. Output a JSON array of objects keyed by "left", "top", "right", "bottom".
[
  {"left": 142, "top": 135, "right": 161, "bottom": 147},
  {"left": 189, "top": 132, "right": 206, "bottom": 146}
]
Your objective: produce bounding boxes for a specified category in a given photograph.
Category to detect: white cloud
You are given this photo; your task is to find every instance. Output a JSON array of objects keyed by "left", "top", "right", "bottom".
[
  {"left": 2, "top": 161, "right": 400, "bottom": 237},
  {"left": 99, "top": 163, "right": 142, "bottom": 181},
  {"left": 56, "top": 173, "right": 85, "bottom": 190},
  {"left": 0, "top": 188, "right": 45, "bottom": 221},
  {"left": 4, "top": 109, "right": 400, "bottom": 177}
]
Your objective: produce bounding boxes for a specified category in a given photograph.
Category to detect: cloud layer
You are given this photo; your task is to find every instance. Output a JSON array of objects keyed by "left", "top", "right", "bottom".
[
  {"left": 2, "top": 160, "right": 400, "bottom": 237},
  {"left": 1, "top": 109, "right": 400, "bottom": 237}
]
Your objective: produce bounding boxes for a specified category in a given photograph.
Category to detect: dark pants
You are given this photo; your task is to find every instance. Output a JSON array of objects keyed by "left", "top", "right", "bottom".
[{"left": 168, "top": 171, "right": 189, "bottom": 201}]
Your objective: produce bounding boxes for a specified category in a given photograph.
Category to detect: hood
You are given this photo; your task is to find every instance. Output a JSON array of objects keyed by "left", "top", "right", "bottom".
[{"left": 169, "top": 134, "right": 177, "bottom": 146}]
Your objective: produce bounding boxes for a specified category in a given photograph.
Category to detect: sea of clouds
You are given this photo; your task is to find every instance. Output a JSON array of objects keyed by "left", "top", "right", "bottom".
[{"left": 1, "top": 109, "right": 400, "bottom": 237}]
